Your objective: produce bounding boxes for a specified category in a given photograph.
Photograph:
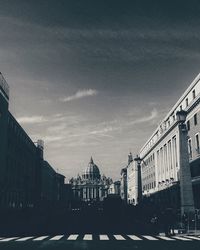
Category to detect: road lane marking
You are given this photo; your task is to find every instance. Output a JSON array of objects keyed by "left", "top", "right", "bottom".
[
  {"left": 49, "top": 235, "right": 64, "bottom": 240},
  {"left": 83, "top": 234, "right": 92, "bottom": 240},
  {"left": 33, "top": 236, "right": 49, "bottom": 241},
  {"left": 142, "top": 235, "right": 159, "bottom": 240},
  {"left": 67, "top": 234, "right": 79, "bottom": 240},
  {"left": 113, "top": 235, "right": 126, "bottom": 240},
  {"left": 183, "top": 236, "right": 200, "bottom": 241},
  {"left": 16, "top": 237, "right": 34, "bottom": 241},
  {"left": 157, "top": 236, "right": 175, "bottom": 241},
  {"left": 172, "top": 236, "right": 192, "bottom": 241},
  {"left": 0, "top": 237, "right": 19, "bottom": 242},
  {"left": 99, "top": 235, "right": 109, "bottom": 240},
  {"left": 127, "top": 235, "right": 143, "bottom": 240}
]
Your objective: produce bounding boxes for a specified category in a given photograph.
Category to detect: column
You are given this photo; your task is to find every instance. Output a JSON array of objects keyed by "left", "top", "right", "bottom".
[{"left": 177, "top": 111, "right": 195, "bottom": 216}]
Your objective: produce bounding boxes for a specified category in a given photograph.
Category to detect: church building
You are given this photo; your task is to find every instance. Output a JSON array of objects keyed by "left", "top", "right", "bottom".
[{"left": 69, "top": 157, "right": 112, "bottom": 203}]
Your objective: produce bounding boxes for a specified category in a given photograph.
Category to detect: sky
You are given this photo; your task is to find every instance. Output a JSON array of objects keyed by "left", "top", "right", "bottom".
[{"left": 1, "top": 0, "right": 200, "bottom": 180}]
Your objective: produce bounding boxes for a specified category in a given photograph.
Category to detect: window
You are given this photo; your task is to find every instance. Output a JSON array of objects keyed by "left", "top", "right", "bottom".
[
  {"left": 186, "top": 98, "right": 189, "bottom": 107},
  {"left": 180, "top": 105, "right": 182, "bottom": 110},
  {"left": 192, "top": 89, "right": 196, "bottom": 99},
  {"left": 188, "top": 139, "right": 192, "bottom": 159},
  {"left": 187, "top": 120, "right": 190, "bottom": 131},
  {"left": 196, "top": 134, "right": 199, "bottom": 153},
  {"left": 194, "top": 113, "right": 197, "bottom": 125}
]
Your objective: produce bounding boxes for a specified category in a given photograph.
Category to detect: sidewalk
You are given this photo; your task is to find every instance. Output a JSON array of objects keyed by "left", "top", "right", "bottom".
[{"left": 159, "top": 229, "right": 200, "bottom": 236}]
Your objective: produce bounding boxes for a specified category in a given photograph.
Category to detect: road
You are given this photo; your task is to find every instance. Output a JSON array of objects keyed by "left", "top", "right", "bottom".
[{"left": 0, "top": 234, "right": 200, "bottom": 250}]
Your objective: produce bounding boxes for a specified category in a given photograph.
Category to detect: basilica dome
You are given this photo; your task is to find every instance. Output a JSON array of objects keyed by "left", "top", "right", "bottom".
[{"left": 83, "top": 157, "right": 101, "bottom": 180}]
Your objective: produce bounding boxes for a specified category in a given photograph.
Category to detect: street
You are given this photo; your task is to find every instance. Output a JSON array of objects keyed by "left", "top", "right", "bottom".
[{"left": 0, "top": 234, "right": 200, "bottom": 250}]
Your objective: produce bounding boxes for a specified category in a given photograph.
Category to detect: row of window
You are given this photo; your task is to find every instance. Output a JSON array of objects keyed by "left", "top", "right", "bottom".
[
  {"left": 143, "top": 181, "right": 156, "bottom": 191},
  {"left": 143, "top": 153, "right": 155, "bottom": 167},
  {"left": 141, "top": 88, "right": 197, "bottom": 156},
  {"left": 180, "top": 89, "right": 196, "bottom": 111},
  {"left": 187, "top": 113, "right": 198, "bottom": 131},
  {"left": 188, "top": 133, "right": 200, "bottom": 159},
  {"left": 8, "top": 115, "right": 36, "bottom": 152},
  {"left": 143, "top": 172, "right": 155, "bottom": 181}
]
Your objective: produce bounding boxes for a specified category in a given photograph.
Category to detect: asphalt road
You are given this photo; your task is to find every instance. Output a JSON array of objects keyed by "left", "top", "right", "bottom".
[{"left": 0, "top": 234, "right": 200, "bottom": 250}]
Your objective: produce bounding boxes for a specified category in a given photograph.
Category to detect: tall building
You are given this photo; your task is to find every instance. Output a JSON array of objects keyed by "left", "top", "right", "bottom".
[
  {"left": 127, "top": 160, "right": 138, "bottom": 205},
  {"left": 136, "top": 74, "right": 200, "bottom": 212},
  {"left": 70, "top": 157, "right": 112, "bottom": 202},
  {"left": 0, "top": 73, "right": 40, "bottom": 209},
  {"left": 0, "top": 73, "right": 67, "bottom": 211},
  {"left": 0, "top": 73, "right": 9, "bottom": 194}
]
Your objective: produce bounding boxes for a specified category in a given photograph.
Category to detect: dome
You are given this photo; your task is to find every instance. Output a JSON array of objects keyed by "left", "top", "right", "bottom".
[{"left": 83, "top": 157, "right": 101, "bottom": 180}]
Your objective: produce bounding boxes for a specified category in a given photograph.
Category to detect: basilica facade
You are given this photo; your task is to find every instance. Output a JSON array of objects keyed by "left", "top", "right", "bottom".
[{"left": 69, "top": 157, "right": 112, "bottom": 202}]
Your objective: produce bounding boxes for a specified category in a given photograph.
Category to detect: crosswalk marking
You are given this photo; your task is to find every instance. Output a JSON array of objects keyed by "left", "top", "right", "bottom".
[
  {"left": 67, "top": 234, "right": 79, "bottom": 240},
  {"left": 83, "top": 234, "right": 92, "bottom": 240},
  {"left": 49, "top": 235, "right": 64, "bottom": 240},
  {"left": 142, "top": 235, "right": 158, "bottom": 240},
  {"left": 113, "top": 235, "right": 126, "bottom": 240},
  {"left": 127, "top": 235, "right": 142, "bottom": 240},
  {"left": 33, "top": 236, "right": 49, "bottom": 241},
  {"left": 0, "top": 237, "right": 19, "bottom": 242},
  {"left": 16, "top": 237, "right": 34, "bottom": 241},
  {"left": 172, "top": 236, "right": 192, "bottom": 241},
  {"left": 0, "top": 234, "right": 200, "bottom": 242},
  {"left": 157, "top": 236, "right": 175, "bottom": 241},
  {"left": 99, "top": 235, "right": 109, "bottom": 240},
  {"left": 183, "top": 236, "right": 200, "bottom": 241}
]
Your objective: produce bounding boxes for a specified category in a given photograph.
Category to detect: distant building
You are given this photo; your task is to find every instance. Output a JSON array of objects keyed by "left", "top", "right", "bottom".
[
  {"left": 120, "top": 167, "right": 127, "bottom": 203},
  {"left": 40, "top": 160, "right": 66, "bottom": 209},
  {"left": 69, "top": 157, "right": 112, "bottom": 203},
  {"left": 108, "top": 181, "right": 121, "bottom": 195},
  {"left": 127, "top": 160, "right": 138, "bottom": 205},
  {"left": 120, "top": 152, "right": 136, "bottom": 204},
  {"left": 126, "top": 152, "right": 141, "bottom": 205}
]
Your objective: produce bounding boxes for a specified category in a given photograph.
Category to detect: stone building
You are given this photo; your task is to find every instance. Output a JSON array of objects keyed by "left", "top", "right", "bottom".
[
  {"left": 120, "top": 167, "right": 128, "bottom": 203},
  {"left": 136, "top": 73, "right": 200, "bottom": 213},
  {"left": 69, "top": 157, "right": 112, "bottom": 202},
  {"left": 108, "top": 181, "right": 121, "bottom": 196}
]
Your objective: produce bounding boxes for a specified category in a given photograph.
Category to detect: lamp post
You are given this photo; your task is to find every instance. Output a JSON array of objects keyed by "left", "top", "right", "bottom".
[
  {"left": 134, "top": 155, "right": 143, "bottom": 205},
  {"left": 176, "top": 110, "right": 195, "bottom": 217}
]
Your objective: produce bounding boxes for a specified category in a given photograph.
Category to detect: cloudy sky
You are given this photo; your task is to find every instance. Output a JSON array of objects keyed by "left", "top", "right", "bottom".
[{"left": 1, "top": 0, "right": 200, "bottom": 180}]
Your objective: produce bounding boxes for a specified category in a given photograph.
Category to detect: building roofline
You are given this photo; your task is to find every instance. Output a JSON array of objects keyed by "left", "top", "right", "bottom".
[{"left": 140, "top": 73, "right": 200, "bottom": 153}]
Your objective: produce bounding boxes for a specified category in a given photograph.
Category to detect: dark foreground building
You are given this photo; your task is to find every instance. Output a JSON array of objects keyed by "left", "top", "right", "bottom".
[{"left": 0, "top": 73, "right": 68, "bottom": 212}]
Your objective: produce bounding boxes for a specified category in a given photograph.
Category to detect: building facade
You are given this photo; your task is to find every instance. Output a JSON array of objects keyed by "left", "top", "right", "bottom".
[
  {"left": 136, "top": 73, "right": 200, "bottom": 211},
  {"left": 108, "top": 181, "right": 121, "bottom": 196},
  {"left": 70, "top": 157, "right": 112, "bottom": 203},
  {"left": 120, "top": 167, "right": 128, "bottom": 203},
  {"left": 127, "top": 160, "right": 138, "bottom": 205}
]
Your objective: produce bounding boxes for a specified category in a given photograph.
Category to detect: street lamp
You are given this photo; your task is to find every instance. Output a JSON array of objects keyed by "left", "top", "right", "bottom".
[
  {"left": 134, "top": 155, "right": 142, "bottom": 165},
  {"left": 134, "top": 155, "right": 142, "bottom": 205},
  {"left": 176, "top": 110, "right": 187, "bottom": 123}
]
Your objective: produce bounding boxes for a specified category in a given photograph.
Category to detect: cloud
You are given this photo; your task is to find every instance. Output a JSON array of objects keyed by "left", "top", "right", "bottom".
[
  {"left": 128, "top": 109, "right": 158, "bottom": 125},
  {"left": 60, "top": 89, "right": 98, "bottom": 102},
  {"left": 17, "top": 115, "right": 47, "bottom": 124},
  {"left": 43, "top": 135, "right": 65, "bottom": 143}
]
